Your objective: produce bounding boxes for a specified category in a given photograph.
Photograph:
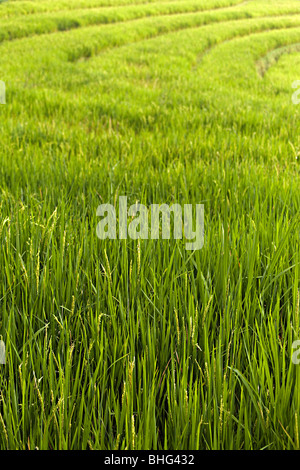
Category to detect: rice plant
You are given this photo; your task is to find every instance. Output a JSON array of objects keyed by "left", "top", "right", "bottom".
[{"left": 0, "top": 0, "right": 300, "bottom": 450}]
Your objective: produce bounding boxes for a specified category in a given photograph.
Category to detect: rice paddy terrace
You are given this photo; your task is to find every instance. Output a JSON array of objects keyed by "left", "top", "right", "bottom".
[{"left": 0, "top": 0, "right": 300, "bottom": 450}]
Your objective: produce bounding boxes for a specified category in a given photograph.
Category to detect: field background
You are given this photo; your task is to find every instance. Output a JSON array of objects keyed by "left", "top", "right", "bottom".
[{"left": 0, "top": 0, "right": 300, "bottom": 450}]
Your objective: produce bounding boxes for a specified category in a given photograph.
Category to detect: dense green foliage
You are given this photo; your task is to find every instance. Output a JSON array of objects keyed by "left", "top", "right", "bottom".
[{"left": 0, "top": 0, "right": 300, "bottom": 450}]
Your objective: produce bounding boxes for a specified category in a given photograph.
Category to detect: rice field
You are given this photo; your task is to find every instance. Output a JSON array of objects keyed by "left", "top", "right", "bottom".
[{"left": 0, "top": 0, "right": 300, "bottom": 450}]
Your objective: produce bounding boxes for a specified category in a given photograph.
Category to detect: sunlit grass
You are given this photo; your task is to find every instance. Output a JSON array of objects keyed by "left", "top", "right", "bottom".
[{"left": 0, "top": 0, "right": 300, "bottom": 450}]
